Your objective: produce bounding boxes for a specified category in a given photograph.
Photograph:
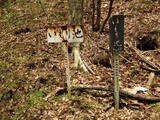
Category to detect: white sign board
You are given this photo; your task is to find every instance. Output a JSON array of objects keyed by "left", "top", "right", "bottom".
[{"left": 47, "top": 25, "right": 84, "bottom": 43}]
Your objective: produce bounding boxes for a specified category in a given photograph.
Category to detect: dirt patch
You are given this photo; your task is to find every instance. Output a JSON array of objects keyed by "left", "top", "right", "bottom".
[{"left": 136, "top": 31, "right": 160, "bottom": 51}]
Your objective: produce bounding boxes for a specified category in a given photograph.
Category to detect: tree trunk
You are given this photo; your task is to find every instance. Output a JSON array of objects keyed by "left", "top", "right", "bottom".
[
  {"left": 68, "top": 0, "right": 89, "bottom": 72},
  {"left": 99, "top": 0, "right": 114, "bottom": 33},
  {"left": 68, "top": 0, "right": 84, "bottom": 25},
  {"left": 92, "top": 0, "right": 101, "bottom": 31}
]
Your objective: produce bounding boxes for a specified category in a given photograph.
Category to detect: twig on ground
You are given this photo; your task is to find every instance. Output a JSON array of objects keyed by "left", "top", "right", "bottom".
[
  {"left": 83, "top": 60, "right": 95, "bottom": 74},
  {"left": 119, "top": 54, "right": 132, "bottom": 63},
  {"left": 141, "top": 66, "right": 160, "bottom": 72},
  {"left": 146, "top": 72, "right": 155, "bottom": 89}
]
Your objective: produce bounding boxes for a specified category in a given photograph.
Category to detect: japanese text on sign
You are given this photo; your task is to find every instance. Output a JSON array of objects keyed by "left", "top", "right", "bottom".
[
  {"left": 109, "top": 15, "right": 124, "bottom": 52},
  {"left": 47, "top": 25, "right": 84, "bottom": 43}
]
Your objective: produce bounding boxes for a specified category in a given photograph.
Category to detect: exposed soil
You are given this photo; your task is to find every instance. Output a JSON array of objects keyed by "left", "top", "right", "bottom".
[{"left": 0, "top": 0, "right": 160, "bottom": 119}]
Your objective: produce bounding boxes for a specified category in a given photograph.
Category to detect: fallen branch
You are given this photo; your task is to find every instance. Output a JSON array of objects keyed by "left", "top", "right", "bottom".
[
  {"left": 83, "top": 60, "right": 95, "bottom": 74},
  {"left": 146, "top": 72, "right": 155, "bottom": 89},
  {"left": 125, "top": 42, "right": 160, "bottom": 71},
  {"left": 72, "top": 85, "right": 160, "bottom": 102},
  {"left": 142, "top": 49, "right": 160, "bottom": 55},
  {"left": 141, "top": 65, "right": 160, "bottom": 72}
]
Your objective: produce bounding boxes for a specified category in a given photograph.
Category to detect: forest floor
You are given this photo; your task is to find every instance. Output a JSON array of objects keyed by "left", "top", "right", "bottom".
[{"left": 0, "top": 0, "right": 160, "bottom": 119}]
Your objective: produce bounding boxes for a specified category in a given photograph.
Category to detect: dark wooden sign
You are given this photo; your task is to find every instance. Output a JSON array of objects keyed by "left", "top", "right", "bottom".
[{"left": 109, "top": 15, "right": 124, "bottom": 52}]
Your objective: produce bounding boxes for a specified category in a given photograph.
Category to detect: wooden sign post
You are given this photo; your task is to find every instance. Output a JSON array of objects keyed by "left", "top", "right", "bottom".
[
  {"left": 47, "top": 25, "right": 84, "bottom": 95},
  {"left": 109, "top": 15, "right": 124, "bottom": 109}
]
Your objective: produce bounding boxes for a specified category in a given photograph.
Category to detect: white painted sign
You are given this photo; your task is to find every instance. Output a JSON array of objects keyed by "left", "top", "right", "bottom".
[{"left": 47, "top": 25, "right": 84, "bottom": 43}]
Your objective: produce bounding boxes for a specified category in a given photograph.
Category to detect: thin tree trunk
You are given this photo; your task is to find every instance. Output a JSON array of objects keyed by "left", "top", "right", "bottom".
[
  {"left": 92, "top": 0, "right": 101, "bottom": 31},
  {"left": 92, "top": 0, "right": 96, "bottom": 31},
  {"left": 99, "top": 0, "right": 114, "bottom": 33}
]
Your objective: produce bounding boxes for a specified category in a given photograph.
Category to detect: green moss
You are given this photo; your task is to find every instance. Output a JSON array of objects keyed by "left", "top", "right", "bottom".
[
  {"left": 0, "top": 60, "right": 10, "bottom": 70},
  {"left": 15, "top": 21, "right": 25, "bottom": 26},
  {"left": 53, "top": 93, "right": 72, "bottom": 101},
  {"left": 150, "top": 103, "right": 160, "bottom": 111},
  {"left": 1, "top": 48, "right": 30, "bottom": 64},
  {"left": 4, "top": 80, "right": 17, "bottom": 88},
  {"left": 11, "top": 90, "right": 48, "bottom": 119},
  {"left": 27, "top": 90, "right": 48, "bottom": 105}
]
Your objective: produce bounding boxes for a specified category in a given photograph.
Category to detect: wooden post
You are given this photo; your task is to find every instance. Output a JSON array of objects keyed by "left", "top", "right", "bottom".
[
  {"left": 109, "top": 15, "right": 124, "bottom": 109},
  {"left": 63, "top": 43, "right": 71, "bottom": 95},
  {"left": 47, "top": 25, "right": 84, "bottom": 95},
  {"left": 113, "top": 52, "right": 120, "bottom": 109}
]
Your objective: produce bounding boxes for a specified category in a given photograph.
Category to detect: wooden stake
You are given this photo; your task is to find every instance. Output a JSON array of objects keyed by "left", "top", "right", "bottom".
[
  {"left": 113, "top": 52, "right": 120, "bottom": 109},
  {"left": 63, "top": 43, "right": 71, "bottom": 95}
]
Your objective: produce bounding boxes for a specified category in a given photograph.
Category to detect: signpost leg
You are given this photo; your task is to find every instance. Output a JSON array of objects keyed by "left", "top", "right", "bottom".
[
  {"left": 113, "top": 52, "right": 120, "bottom": 109},
  {"left": 109, "top": 15, "right": 124, "bottom": 109},
  {"left": 63, "top": 43, "right": 71, "bottom": 95}
]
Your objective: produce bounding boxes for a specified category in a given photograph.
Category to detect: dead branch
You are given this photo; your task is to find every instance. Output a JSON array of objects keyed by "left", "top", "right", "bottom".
[
  {"left": 72, "top": 85, "right": 160, "bottom": 102},
  {"left": 119, "top": 54, "right": 132, "bottom": 63},
  {"left": 142, "top": 49, "right": 160, "bottom": 55},
  {"left": 120, "top": 89, "right": 160, "bottom": 102},
  {"left": 146, "top": 72, "right": 155, "bottom": 89},
  {"left": 83, "top": 60, "right": 95, "bottom": 74},
  {"left": 141, "top": 66, "right": 160, "bottom": 72},
  {"left": 125, "top": 42, "right": 160, "bottom": 71}
]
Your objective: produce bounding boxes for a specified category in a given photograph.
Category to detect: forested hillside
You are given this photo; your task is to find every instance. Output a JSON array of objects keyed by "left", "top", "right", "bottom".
[{"left": 0, "top": 0, "right": 160, "bottom": 119}]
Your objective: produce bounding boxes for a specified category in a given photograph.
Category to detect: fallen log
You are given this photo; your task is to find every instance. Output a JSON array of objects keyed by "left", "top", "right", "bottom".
[{"left": 72, "top": 85, "right": 160, "bottom": 102}]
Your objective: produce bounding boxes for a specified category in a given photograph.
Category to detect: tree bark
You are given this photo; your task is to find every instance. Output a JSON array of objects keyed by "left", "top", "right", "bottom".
[
  {"left": 92, "top": 0, "right": 95, "bottom": 31},
  {"left": 68, "top": 0, "right": 84, "bottom": 25},
  {"left": 68, "top": 0, "right": 89, "bottom": 72}
]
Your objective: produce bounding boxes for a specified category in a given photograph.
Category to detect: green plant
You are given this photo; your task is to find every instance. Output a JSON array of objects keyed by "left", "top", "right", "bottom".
[
  {"left": 128, "top": 66, "right": 138, "bottom": 74},
  {"left": 27, "top": 90, "right": 48, "bottom": 105}
]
